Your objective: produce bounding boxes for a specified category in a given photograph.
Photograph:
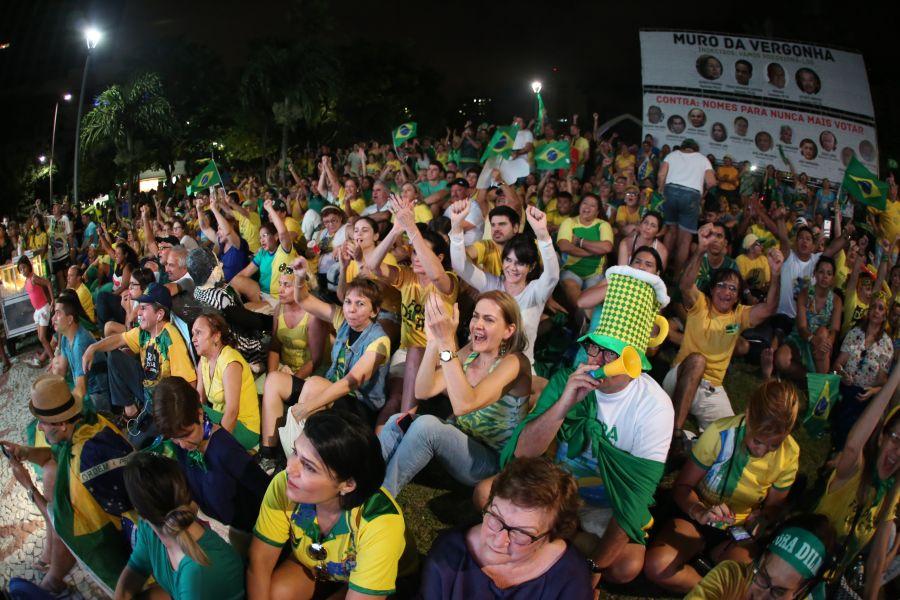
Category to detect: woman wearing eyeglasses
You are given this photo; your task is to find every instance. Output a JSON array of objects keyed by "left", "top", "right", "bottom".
[
  {"left": 247, "top": 410, "right": 407, "bottom": 600},
  {"left": 685, "top": 514, "right": 836, "bottom": 600},
  {"left": 418, "top": 457, "right": 592, "bottom": 599},
  {"left": 644, "top": 380, "right": 801, "bottom": 594}
]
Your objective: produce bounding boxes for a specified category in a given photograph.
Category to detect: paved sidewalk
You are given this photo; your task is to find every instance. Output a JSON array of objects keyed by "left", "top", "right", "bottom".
[{"left": 0, "top": 361, "right": 106, "bottom": 599}]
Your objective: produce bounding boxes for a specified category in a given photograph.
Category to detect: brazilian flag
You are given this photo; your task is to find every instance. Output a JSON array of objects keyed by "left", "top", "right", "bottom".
[
  {"left": 188, "top": 159, "right": 222, "bottom": 195},
  {"left": 480, "top": 125, "right": 519, "bottom": 163},
  {"left": 842, "top": 155, "right": 888, "bottom": 211},
  {"left": 392, "top": 122, "right": 417, "bottom": 148},
  {"left": 535, "top": 141, "right": 571, "bottom": 170},
  {"left": 803, "top": 372, "right": 841, "bottom": 438}
]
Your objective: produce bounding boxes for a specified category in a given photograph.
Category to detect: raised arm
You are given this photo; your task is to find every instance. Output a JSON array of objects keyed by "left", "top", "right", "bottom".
[
  {"left": 395, "top": 198, "right": 453, "bottom": 294},
  {"left": 141, "top": 205, "right": 159, "bottom": 257},
  {"left": 680, "top": 223, "right": 715, "bottom": 310},
  {"left": 263, "top": 199, "right": 292, "bottom": 253},
  {"left": 748, "top": 249, "right": 783, "bottom": 326},
  {"left": 291, "top": 257, "right": 336, "bottom": 323},
  {"left": 448, "top": 200, "right": 492, "bottom": 292},
  {"left": 210, "top": 193, "right": 240, "bottom": 249}
]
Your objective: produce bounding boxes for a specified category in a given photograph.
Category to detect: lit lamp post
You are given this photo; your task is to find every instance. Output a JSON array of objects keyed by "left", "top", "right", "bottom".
[
  {"left": 73, "top": 27, "right": 102, "bottom": 205},
  {"left": 531, "top": 81, "right": 545, "bottom": 134},
  {"left": 48, "top": 92, "right": 72, "bottom": 203}
]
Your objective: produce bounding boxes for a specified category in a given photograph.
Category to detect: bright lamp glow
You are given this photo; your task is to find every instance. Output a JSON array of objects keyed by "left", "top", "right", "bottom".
[
  {"left": 750, "top": 165, "right": 758, "bottom": 172},
  {"left": 38, "top": 155, "right": 47, "bottom": 164},
  {"left": 84, "top": 27, "right": 102, "bottom": 49},
  {"left": 63, "top": 93, "right": 72, "bottom": 101},
  {"left": 531, "top": 81, "right": 542, "bottom": 94}
]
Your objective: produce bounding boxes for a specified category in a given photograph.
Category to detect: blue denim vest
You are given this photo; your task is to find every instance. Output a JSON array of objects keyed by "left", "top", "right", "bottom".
[{"left": 325, "top": 318, "right": 389, "bottom": 410}]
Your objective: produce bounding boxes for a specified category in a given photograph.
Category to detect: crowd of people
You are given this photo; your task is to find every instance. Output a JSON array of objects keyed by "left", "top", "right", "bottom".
[{"left": 0, "top": 114, "right": 898, "bottom": 600}]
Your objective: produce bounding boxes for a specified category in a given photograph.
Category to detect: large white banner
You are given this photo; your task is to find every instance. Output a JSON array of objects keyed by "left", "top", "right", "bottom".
[{"left": 640, "top": 30, "right": 878, "bottom": 181}]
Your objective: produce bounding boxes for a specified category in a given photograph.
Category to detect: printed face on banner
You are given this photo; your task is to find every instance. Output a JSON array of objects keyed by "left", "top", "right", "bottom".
[{"left": 640, "top": 30, "right": 878, "bottom": 181}]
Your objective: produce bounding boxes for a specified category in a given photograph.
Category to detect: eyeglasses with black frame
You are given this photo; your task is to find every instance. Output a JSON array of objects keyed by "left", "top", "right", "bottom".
[
  {"left": 750, "top": 558, "right": 796, "bottom": 599},
  {"left": 482, "top": 505, "right": 550, "bottom": 546},
  {"left": 581, "top": 341, "right": 619, "bottom": 362}
]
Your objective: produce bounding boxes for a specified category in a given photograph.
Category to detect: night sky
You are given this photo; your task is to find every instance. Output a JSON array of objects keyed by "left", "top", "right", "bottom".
[{"left": 2, "top": 0, "right": 899, "bottom": 177}]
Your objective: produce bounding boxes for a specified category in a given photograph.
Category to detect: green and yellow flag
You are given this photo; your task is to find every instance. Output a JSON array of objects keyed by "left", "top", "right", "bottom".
[
  {"left": 480, "top": 125, "right": 519, "bottom": 163},
  {"left": 842, "top": 155, "right": 888, "bottom": 211},
  {"left": 803, "top": 372, "right": 841, "bottom": 438},
  {"left": 535, "top": 140, "right": 571, "bottom": 170},
  {"left": 188, "top": 159, "right": 222, "bottom": 195},
  {"left": 392, "top": 122, "right": 417, "bottom": 147}
]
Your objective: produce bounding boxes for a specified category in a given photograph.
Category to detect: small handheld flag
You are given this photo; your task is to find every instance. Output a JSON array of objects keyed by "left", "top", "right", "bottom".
[
  {"left": 842, "top": 155, "right": 888, "bottom": 211},
  {"left": 535, "top": 93, "right": 546, "bottom": 134},
  {"left": 392, "top": 122, "right": 417, "bottom": 148},
  {"left": 481, "top": 125, "right": 519, "bottom": 163},
  {"left": 803, "top": 372, "right": 841, "bottom": 438},
  {"left": 189, "top": 159, "right": 222, "bottom": 194},
  {"left": 535, "top": 141, "right": 571, "bottom": 170}
]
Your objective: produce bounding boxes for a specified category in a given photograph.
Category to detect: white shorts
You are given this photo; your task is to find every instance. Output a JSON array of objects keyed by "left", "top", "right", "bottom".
[
  {"left": 578, "top": 505, "right": 614, "bottom": 538},
  {"left": 389, "top": 347, "right": 407, "bottom": 379},
  {"left": 663, "top": 363, "right": 734, "bottom": 431},
  {"left": 278, "top": 407, "right": 306, "bottom": 458},
  {"left": 34, "top": 304, "right": 51, "bottom": 327}
]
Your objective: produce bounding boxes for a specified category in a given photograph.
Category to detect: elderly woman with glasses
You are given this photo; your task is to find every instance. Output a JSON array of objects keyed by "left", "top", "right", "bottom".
[{"left": 418, "top": 457, "right": 592, "bottom": 599}]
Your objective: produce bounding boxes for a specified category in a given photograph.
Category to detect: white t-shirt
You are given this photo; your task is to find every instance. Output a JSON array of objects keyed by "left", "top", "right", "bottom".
[
  {"left": 301, "top": 209, "right": 322, "bottom": 242},
  {"left": 443, "top": 198, "right": 484, "bottom": 246},
  {"left": 663, "top": 150, "right": 713, "bottom": 193},
  {"left": 180, "top": 235, "right": 199, "bottom": 251},
  {"left": 556, "top": 374, "right": 674, "bottom": 465},
  {"left": 360, "top": 203, "right": 390, "bottom": 218},
  {"left": 777, "top": 250, "right": 822, "bottom": 317},
  {"left": 507, "top": 128, "right": 535, "bottom": 177}
]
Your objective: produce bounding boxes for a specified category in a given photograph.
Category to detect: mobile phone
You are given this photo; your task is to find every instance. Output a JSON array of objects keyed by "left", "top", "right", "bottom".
[
  {"left": 728, "top": 526, "right": 752, "bottom": 541},
  {"left": 823, "top": 219, "right": 832, "bottom": 239},
  {"left": 397, "top": 413, "right": 414, "bottom": 433}
]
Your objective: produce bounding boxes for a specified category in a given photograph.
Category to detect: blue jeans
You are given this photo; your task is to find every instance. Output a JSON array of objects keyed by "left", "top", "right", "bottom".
[
  {"left": 378, "top": 414, "right": 500, "bottom": 496},
  {"left": 106, "top": 350, "right": 145, "bottom": 410},
  {"left": 663, "top": 183, "right": 702, "bottom": 233}
]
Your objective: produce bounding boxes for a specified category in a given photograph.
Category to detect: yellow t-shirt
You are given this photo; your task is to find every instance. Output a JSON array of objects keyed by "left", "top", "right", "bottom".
[
  {"left": 393, "top": 267, "right": 459, "bottom": 349},
  {"left": 573, "top": 137, "right": 590, "bottom": 166},
  {"left": 615, "top": 205, "right": 641, "bottom": 229},
  {"left": 232, "top": 209, "right": 261, "bottom": 253},
  {"left": 692, "top": 415, "right": 799, "bottom": 524},
  {"left": 841, "top": 288, "right": 868, "bottom": 338},
  {"left": 557, "top": 217, "right": 614, "bottom": 278},
  {"left": 815, "top": 467, "right": 899, "bottom": 566},
  {"left": 122, "top": 323, "right": 197, "bottom": 388},
  {"left": 75, "top": 283, "right": 96, "bottom": 323},
  {"left": 471, "top": 240, "right": 503, "bottom": 276},
  {"left": 337, "top": 188, "right": 367, "bottom": 216},
  {"left": 346, "top": 255, "right": 401, "bottom": 315},
  {"left": 284, "top": 217, "right": 302, "bottom": 240},
  {"left": 873, "top": 198, "right": 900, "bottom": 245},
  {"left": 614, "top": 153, "right": 636, "bottom": 174},
  {"left": 735, "top": 254, "right": 770, "bottom": 291},
  {"left": 748, "top": 224, "right": 777, "bottom": 250},
  {"left": 413, "top": 203, "right": 433, "bottom": 224},
  {"left": 253, "top": 472, "right": 406, "bottom": 596},
  {"left": 276, "top": 310, "right": 311, "bottom": 373},
  {"left": 675, "top": 293, "right": 753, "bottom": 386},
  {"left": 685, "top": 560, "right": 752, "bottom": 600},
  {"left": 199, "top": 345, "right": 260, "bottom": 434},
  {"left": 29, "top": 231, "right": 48, "bottom": 252},
  {"left": 834, "top": 250, "right": 849, "bottom": 290}
]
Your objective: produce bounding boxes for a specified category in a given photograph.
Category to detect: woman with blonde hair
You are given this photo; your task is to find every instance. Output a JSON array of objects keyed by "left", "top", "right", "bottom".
[
  {"left": 644, "top": 380, "right": 801, "bottom": 594},
  {"left": 378, "top": 290, "right": 532, "bottom": 495},
  {"left": 115, "top": 452, "right": 244, "bottom": 600}
]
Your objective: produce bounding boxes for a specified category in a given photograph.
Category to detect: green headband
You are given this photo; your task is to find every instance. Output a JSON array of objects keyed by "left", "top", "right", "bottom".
[{"left": 767, "top": 527, "right": 826, "bottom": 580}]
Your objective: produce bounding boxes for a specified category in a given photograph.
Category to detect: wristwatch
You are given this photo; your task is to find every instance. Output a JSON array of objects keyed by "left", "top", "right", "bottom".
[{"left": 439, "top": 350, "right": 458, "bottom": 363}]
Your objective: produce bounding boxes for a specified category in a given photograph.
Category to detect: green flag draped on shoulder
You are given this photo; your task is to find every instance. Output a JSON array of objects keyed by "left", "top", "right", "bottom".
[
  {"left": 842, "top": 156, "right": 888, "bottom": 211},
  {"left": 535, "top": 141, "right": 571, "bottom": 170},
  {"left": 803, "top": 372, "right": 841, "bottom": 438},
  {"left": 392, "top": 122, "right": 417, "bottom": 148},
  {"left": 188, "top": 159, "right": 223, "bottom": 195},
  {"left": 535, "top": 92, "right": 546, "bottom": 134},
  {"left": 500, "top": 367, "right": 664, "bottom": 544},
  {"left": 480, "top": 125, "right": 519, "bottom": 163}
]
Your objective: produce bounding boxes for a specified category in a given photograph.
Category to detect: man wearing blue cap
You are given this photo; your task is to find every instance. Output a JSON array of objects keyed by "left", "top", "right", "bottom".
[{"left": 82, "top": 283, "right": 196, "bottom": 445}]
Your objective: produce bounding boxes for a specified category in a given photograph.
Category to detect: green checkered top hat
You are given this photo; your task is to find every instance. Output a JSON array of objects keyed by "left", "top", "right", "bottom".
[{"left": 579, "top": 265, "right": 670, "bottom": 371}]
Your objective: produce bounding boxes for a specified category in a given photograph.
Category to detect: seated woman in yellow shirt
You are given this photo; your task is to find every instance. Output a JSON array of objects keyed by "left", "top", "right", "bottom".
[
  {"left": 192, "top": 313, "right": 261, "bottom": 450},
  {"left": 644, "top": 381, "right": 801, "bottom": 594},
  {"left": 247, "top": 410, "right": 408, "bottom": 600}
]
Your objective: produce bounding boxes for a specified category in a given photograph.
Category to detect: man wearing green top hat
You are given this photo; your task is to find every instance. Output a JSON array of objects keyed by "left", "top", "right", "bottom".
[
  {"left": 686, "top": 514, "right": 836, "bottom": 599},
  {"left": 500, "top": 265, "right": 674, "bottom": 586}
]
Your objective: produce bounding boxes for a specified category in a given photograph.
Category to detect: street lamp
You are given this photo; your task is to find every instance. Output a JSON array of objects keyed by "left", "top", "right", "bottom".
[
  {"left": 38, "top": 155, "right": 47, "bottom": 164},
  {"left": 531, "top": 81, "right": 542, "bottom": 94},
  {"left": 48, "top": 92, "right": 72, "bottom": 203},
  {"left": 73, "top": 26, "right": 102, "bottom": 205}
]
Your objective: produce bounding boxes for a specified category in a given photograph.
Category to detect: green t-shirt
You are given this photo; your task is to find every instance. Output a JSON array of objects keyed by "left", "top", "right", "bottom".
[
  {"left": 417, "top": 180, "right": 448, "bottom": 198},
  {"left": 127, "top": 521, "right": 245, "bottom": 600}
]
